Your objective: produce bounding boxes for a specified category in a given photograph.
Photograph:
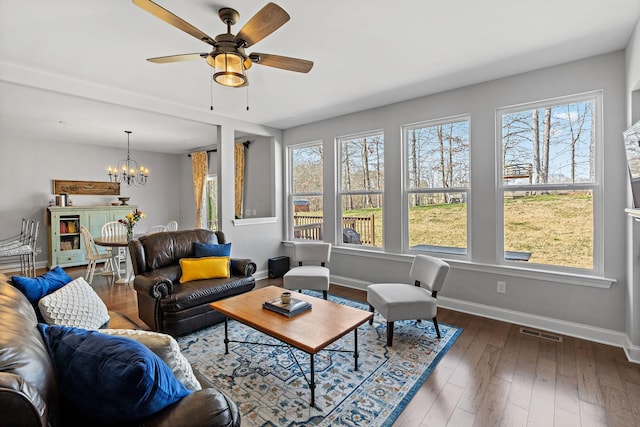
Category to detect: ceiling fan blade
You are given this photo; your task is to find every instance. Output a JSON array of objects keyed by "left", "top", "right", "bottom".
[
  {"left": 147, "top": 53, "right": 208, "bottom": 63},
  {"left": 133, "top": 0, "right": 215, "bottom": 45},
  {"left": 249, "top": 53, "right": 313, "bottom": 73},
  {"left": 234, "top": 3, "right": 290, "bottom": 48}
]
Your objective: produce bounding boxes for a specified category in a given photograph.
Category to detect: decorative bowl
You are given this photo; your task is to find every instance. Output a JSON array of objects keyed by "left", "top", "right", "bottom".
[
  {"left": 111, "top": 202, "right": 120, "bottom": 206},
  {"left": 118, "top": 197, "right": 130, "bottom": 206}
]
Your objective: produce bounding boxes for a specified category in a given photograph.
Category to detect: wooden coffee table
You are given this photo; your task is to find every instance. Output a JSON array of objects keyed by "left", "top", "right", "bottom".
[{"left": 209, "top": 285, "right": 373, "bottom": 407}]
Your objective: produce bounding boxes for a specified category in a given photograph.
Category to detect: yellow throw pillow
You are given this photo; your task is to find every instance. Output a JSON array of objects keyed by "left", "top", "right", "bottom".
[{"left": 179, "top": 256, "right": 230, "bottom": 283}]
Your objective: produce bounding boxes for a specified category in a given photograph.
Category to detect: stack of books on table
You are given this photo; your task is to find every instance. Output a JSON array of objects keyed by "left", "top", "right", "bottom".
[{"left": 263, "top": 297, "right": 312, "bottom": 317}]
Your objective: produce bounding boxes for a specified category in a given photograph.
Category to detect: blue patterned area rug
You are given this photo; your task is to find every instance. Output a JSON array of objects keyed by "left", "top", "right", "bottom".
[{"left": 177, "top": 291, "right": 462, "bottom": 427}]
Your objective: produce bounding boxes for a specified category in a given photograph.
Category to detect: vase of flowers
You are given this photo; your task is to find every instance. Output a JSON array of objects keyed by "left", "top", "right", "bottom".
[{"left": 119, "top": 209, "right": 146, "bottom": 241}]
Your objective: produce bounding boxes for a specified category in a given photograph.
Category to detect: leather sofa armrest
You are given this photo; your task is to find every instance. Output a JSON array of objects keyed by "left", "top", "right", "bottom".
[
  {"left": 133, "top": 275, "right": 174, "bottom": 299},
  {"left": 0, "top": 372, "right": 47, "bottom": 427},
  {"left": 142, "top": 388, "right": 240, "bottom": 427},
  {"left": 230, "top": 258, "right": 256, "bottom": 276}
]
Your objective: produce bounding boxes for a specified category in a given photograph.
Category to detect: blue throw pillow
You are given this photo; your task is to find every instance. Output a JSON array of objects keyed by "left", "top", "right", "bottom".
[
  {"left": 194, "top": 242, "right": 231, "bottom": 258},
  {"left": 12, "top": 266, "right": 73, "bottom": 303},
  {"left": 38, "top": 324, "right": 191, "bottom": 424}
]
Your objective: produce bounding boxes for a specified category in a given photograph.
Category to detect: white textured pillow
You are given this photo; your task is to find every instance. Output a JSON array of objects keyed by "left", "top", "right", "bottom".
[
  {"left": 101, "top": 329, "right": 202, "bottom": 391},
  {"left": 38, "top": 277, "right": 110, "bottom": 330}
]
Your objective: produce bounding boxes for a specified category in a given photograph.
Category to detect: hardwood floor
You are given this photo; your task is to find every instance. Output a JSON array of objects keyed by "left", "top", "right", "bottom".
[{"left": 65, "top": 267, "right": 640, "bottom": 426}]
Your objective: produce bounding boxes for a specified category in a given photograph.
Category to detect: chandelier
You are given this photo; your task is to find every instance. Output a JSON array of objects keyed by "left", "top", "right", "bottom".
[{"left": 108, "top": 131, "right": 149, "bottom": 186}]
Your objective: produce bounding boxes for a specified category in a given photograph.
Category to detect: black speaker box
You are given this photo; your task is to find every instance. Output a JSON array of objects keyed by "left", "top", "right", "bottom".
[{"left": 268, "top": 256, "right": 290, "bottom": 279}]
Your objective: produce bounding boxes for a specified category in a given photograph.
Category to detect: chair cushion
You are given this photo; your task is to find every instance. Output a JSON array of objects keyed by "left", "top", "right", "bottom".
[
  {"left": 367, "top": 283, "right": 437, "bottom": 322},
  {"left": 283, "top": 265, "right": 330, "bottom": 291},
  {"left": 37, "top": 277, "right": 110, "bottom": 330},
  {"left": 179, "top": 256, "right": 230, "bottom": 283},
  {"left": 37, "top": 324, "right": 191, "bottom": 424},
  {"left": 101, "top": 329, "right": 201, "bottom": 391},
  {"left": 11, "top": 266, "right": 73, "bottom": 303},
  {"left": 194, "top": 242, "right": 231, "bottom": 258}
]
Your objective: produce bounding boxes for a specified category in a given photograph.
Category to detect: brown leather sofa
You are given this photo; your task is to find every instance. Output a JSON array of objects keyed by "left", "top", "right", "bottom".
[
  {"left": 129, "top": 229, "right": 256, "bottom": 336},
  {"left": 0, "top": 273, "right": 240, "bottom": 427}
]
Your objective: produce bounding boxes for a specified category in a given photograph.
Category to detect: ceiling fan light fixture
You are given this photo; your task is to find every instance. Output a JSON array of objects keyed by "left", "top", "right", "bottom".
[{"left": 209, "top": 52, "right": 247, "bottom": 87}]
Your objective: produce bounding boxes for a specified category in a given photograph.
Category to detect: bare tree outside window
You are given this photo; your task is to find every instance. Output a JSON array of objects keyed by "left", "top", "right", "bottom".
[
  {"left": 290, "top": 143, "right": 324, "bottom": 240},
  {"left": 339, "top": 132, "right": 384, "bottom": 248},
  {"left": 405, "top": 117, "right": 470, "bottom": 254},
  {"left": 500, "top": 96, "right": 597, "bottom": 270}
]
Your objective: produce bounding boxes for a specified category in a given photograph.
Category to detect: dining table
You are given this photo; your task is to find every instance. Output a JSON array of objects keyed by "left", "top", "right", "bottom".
[{"left": 93, "top": 235, "right": 135, "bottom": 284}]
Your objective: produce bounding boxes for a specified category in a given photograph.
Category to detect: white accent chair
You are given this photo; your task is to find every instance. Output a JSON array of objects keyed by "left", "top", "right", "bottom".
[
  {"left": 101, "top": 221, "right": 127, "bottom": 279},
  {"left": 79, "top": 226, "right": 114, "bottom": 285},
  {"left": 283, "top": 242, "right": 331, "bottom": 300},
  {"left": 166, "top": 220, "right": 178, "bottom": 231},
  {"left": 367, "top": 254, "right": 450, "bottom": 346}
]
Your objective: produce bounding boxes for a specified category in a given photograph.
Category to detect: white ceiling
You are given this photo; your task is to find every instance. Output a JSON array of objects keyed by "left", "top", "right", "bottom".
[{"left": 1, "top": 0, "right": 639, "bottom": 154}]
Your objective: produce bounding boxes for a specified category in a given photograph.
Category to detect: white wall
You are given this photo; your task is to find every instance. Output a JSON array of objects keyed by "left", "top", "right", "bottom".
[
  {"left": 178, "top": 125, "right": 286, "bottom": 276},
  {"left": 624, "top": 16, "right": 640, "bottom": 360},
  {"left": 242, "top": 135, "right": 274, "bottom": 218},
  {"left": 0, "top": 137, "right": 181, "bottom": 264},
  {"left": 284, "top": 51, "right": 632, "bottom": 353}
]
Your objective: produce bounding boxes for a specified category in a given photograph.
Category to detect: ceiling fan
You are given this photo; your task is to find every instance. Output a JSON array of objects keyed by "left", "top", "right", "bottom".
[{"left": 132, "top": 0, "right": 314, "bottom": 88}]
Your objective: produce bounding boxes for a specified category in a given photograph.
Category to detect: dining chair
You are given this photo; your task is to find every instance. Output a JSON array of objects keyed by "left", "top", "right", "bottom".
[
  {"left": 283, "top": 241, "right": 331, "bottom": 300},
  {"left": 166, "top": 220, "right": 178, "bottom": 231},
  {"left": 367, "top": 254, "right": 450, "bottom": 346},
  {"left": 0, "top": 218, "right": 39, "bottom": 277},
  {"left": 80, "top": 226, "right": 114, "bottom": 285},
  {"left": 101, "top": 221, "right": 127, "bottom": 277},
  {"left": 146, "top": 225, "right": 168, "bottom": 235}
]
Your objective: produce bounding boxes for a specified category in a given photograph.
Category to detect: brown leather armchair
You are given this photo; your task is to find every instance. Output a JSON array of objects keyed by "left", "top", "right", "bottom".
[{"left": 129, "top": 229, "right": 256, "bottom": 337}]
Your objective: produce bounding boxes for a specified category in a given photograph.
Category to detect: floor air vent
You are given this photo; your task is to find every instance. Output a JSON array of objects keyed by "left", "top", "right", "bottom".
[{"left": 519, "top": 327, "right": 563, "bottom": 342}]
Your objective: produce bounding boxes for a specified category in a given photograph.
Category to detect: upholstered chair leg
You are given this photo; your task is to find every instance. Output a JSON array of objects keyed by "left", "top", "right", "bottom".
[
  {"left": 387, "top": 321, "right": 394, "bottom": 346},
  {"left": 433, "top": 317, "right": 441, "bottom": 338},
  {"left": 368, "top": 304, "right": 374, "bottom": 325},
  {"left": 322, "top": 290, "right": 328, "bottom": 300}
]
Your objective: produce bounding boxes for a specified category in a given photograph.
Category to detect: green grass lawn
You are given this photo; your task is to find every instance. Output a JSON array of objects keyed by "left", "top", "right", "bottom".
[{"left": 341, "top": 192, "right": 593, "bottom": 269}]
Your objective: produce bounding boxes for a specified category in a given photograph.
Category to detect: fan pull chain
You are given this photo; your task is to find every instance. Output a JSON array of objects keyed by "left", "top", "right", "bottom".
[
  {"left": 246, "top": 85, "right": 250, "bottom": 111},
  {"left": 210, "top": 66, "right": 214, "bottom": 111}
]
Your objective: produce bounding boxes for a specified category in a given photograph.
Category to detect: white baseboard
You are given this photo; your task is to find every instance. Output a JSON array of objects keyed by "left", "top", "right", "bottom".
[
  {"left": 329, "top": 274, "right": 640, "bottom": 364},
  {"left": 254, "top": 268, "right": 269, "bottom": 281}
]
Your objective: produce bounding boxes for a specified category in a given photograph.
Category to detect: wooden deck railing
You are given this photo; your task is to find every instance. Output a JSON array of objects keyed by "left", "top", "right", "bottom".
[{"left": 293, "top": 214, "right": 376, "bottom": 245}]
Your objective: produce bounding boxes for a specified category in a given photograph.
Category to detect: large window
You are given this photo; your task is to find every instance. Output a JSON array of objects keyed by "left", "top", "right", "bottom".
[
  {"left": 404, "top": 117, "right": 470, "bottom": 255},
  {"left": 498, "top": 92, "right": 600, "bottom": 271},
  {"left": 289, "top": 142, "right": 323, "bottom": 240},
  {"left": 338, "top": 131, "right": 384, "bottom": 248}
]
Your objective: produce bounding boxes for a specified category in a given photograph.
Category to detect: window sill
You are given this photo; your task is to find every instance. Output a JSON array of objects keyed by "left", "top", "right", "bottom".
[
  {"left": 232, "top": 217, "right": 277, "bottom": 226},
  {"left": 330, "top": 246, "right": 615, "bottom": 289}
]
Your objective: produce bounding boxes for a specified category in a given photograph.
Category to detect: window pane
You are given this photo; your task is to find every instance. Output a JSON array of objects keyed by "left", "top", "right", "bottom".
[
  {"left": 290, "top": 143, "right": 323, "bottom": 240},
  {"left": 503, "top": 190, "right": 593, "bottom": 269},
  {"left": 206, "top": 176, "right": 218, "bottom": 231},
  {"left": 408, "top": 191, "right": 467, "bottom": 254},
  {"left": 502, "top": 100, "right": 595, "bottom": 186},
  {"left": 341, "top": 134, "right": 384, "bottom": 192},
  {"left": 407, "top": 120, "right": 469, "bottom": 189},
  {"left": 292, "top": 196, "right": 323, "bottom": 240},
  {"left": 292, "top": 145, "right": 323, "bottom": 193},
  {"left": 405, "top": 118, "right": 469, "bottom": 254},
  {"left": 341, "top": 194, "right": 383, "bottom": 247}
]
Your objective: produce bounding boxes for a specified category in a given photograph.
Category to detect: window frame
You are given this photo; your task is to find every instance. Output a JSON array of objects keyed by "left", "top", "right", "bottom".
[
  {"left": 336, "top": 129, "right": 385, "bottom": 249},
  {"left": 402, "top": 114, "right": 472, "bottom": 257},
  {"left": 287, "top": 140, "right": 324, "bottom": 241},
  {"left": 495, "top": 91, "right": 603, "bottom": 274}
]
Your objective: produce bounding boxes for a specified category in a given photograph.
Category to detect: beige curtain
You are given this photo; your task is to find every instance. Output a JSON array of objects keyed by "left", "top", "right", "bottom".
[
  {"left": 234, "top": 143, "right": 245, "bottom": 219},
  {"left": 191, "top": 151, "right": 208, "bottom": 228}
]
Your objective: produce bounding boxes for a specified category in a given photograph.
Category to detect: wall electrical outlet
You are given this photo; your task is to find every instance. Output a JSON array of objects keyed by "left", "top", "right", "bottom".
[{"left": 497, "top": 281, "right": 506, "bottom": 294}]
